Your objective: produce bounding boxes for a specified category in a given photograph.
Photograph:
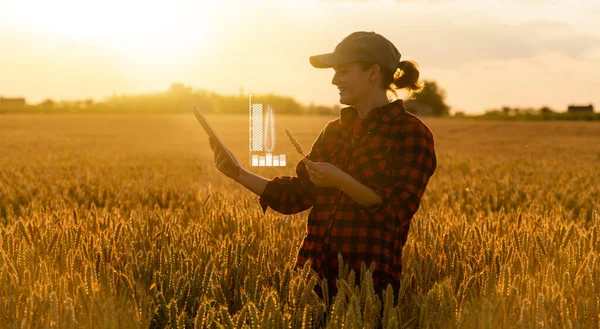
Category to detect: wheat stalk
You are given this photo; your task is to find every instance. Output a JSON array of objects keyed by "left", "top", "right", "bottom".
[
  {"left": 284, "top": 128, "right": 312, "bottom": 165},
  {"left": 284, "top": 128, "right": 304, "bottom": 155}
]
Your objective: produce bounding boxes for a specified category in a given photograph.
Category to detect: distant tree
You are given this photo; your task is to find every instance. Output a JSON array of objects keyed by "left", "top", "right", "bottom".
[
  {"left": 306, "top": 102, "right": 337, "bottom": 115},
  {"left": 39, "top": 99, "right": 55, "bottom": 108},
  {"left": 413, "top": 80, "right": 450, "bottom": 117},
  {"left": 521, "top": 108, "right": 537, "bottom": 115},
  {"left": 95, "top": 85, "right": 333, "bottom": 115},
  {"left": 484, "top": 109, "right": 502, "bottom": 116},
  {"left": 167, "top": 83, "right": 193, "bottom": 96},
  {"left": 454, "top": 111, "right": 465, "bottom": 117},
  {"left": 76, "top": 98, "right": 95, "bottom": 110},
  {"left": 502, "top": 106, "right": 511, "bottom": 116},
  {"left": 58, "top": 100, "right": 74, "bottom": 110},
  {"left": 251, "top": 94, "right": 303, "bottom": 115},
  {"left": 540, "top": 106, "right": 554, "bottom": 115}
]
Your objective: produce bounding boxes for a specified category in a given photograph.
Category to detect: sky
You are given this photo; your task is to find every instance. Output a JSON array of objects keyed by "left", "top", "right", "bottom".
[{"left": 0, "top": 0, "right": 599, "bottom": 114}]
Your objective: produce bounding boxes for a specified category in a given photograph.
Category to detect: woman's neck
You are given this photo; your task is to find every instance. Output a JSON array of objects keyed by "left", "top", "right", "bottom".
[{"left": 353, "top": 92, "right": 391, "bottom": 119}]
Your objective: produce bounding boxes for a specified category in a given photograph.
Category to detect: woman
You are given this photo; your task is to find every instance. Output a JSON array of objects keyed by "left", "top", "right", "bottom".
[{"left": 209, "top": 31, "right": 437, "bottom": 304}]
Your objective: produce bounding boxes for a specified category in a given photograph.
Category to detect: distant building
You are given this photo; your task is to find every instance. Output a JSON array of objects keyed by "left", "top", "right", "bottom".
[
  {"left": 567, "top": 104, "right": 594, "bottom": 113},
  {"left": 0, "top": 97, "right": 26, "bottom": 106},
  {"left": 404, "top": 99, "right": 434, "bottom": 116}
]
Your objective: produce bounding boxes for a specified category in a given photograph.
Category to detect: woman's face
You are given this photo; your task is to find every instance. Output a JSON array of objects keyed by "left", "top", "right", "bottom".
[{"left": 331, "top": 61, "right": 374, "bottom": 106}]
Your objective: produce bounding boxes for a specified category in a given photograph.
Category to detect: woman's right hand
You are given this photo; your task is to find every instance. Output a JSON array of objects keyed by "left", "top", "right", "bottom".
[{"left": 209, "top": 136, "right": 242, "bottom": 181}]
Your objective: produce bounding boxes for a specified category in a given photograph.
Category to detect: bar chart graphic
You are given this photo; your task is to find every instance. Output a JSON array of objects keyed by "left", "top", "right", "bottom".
[
  {"left": 249, "top": 95, "right": 287, "bottom": 166},
  {"left": 251, "top": 103, "right": 263, "bottom": 152}
]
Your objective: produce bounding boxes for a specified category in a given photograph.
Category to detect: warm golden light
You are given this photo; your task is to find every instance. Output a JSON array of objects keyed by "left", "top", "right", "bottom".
[
  {"left": 0, "top": 0, "right": 598, "bottom": 112},
  {"left": 6, "top": 0, "right": 217, "bottom": 66}
]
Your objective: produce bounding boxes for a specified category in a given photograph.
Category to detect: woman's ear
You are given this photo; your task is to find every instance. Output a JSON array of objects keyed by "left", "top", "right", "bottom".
[{"left": 369, "top": 64, "right": 382, "bottom": 84}]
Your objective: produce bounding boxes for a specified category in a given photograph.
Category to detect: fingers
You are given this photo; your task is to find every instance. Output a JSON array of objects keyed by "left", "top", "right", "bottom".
[
  {"left": 301, "top": 158, "right": 318, "bottom": 181},
  {"left": 213, "top": 146, "right": 220, "bottom": 162},
  {"left": 217, "top": 154, "right": 227, "bottom": 170},
  {"left": 209, "top": 140, "right": 239, "bottom": 179},
  {"left": 309, "top": 174, "right": 322, "bottom": 186},
  {"left": 304, "top": 160, "right": 328, "bottom": 187},
  {"left": 216, "top": 154, "right": 238, "bottom": 179},
  {"left": 214, "top": 145, "right": 226, "bottom": 165},
  {"left": 306, "top": 166, "right": 322, "bottom": 185},
  {"left": 309, "top": 173, "right": 322, "bottom": 180},
  {"left": 210, "top": 138, "right": 226, "bottom": 162},
  {"left": 305, "top": 162, "right": 321, "bottom": 177},
  {"left": 303, "top": 158, "right": 316, "bottom": 168},
  {"left": 215, "top": 153, "right": 230, "bottom": 174},
  {"left": 302, "top": 158, "right": 319, "bottom": 172},
  {"left": 209, "top": 137, "right": 225, "bottom": 156},
  {"left": 300, "top": 157, "right": 313, "bottom": 166},
  {"left": 215, "top": 150, "right": 234, "bottom": 170}
]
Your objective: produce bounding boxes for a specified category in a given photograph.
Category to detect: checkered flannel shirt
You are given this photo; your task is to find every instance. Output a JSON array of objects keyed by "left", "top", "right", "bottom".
[{"left": 258, "top": 99, "right": 437, "bottom": 290}]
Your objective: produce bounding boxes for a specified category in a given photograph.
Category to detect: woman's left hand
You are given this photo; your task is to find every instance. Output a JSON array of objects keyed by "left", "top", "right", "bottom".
[{"left": 304, "top": 160, "right": 347, "bottom": 188}]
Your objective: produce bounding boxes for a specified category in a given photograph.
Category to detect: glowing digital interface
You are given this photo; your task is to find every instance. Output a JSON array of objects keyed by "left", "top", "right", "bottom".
[{"left": 249, "top": 95, "right": 286, "bottom": 167}]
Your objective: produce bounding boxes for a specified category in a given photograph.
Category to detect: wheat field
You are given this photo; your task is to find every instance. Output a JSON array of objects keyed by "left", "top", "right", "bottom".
[{"left": 0, "top": 114, "right": 599, "bottom": 329}]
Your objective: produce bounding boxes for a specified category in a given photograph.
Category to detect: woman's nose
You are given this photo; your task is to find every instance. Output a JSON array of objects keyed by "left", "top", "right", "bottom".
[{"left": 331, "top": 72, "right": 342, "bottom": 86}]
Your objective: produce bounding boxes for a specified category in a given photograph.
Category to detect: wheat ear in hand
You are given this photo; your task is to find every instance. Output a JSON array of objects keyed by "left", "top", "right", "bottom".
[{"left": 284, "top": 128, "right": 312, "bottom": 165}]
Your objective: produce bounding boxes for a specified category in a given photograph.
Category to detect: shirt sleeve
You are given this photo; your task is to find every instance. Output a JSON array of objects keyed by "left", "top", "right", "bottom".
[
  {"left": 258, "top": 126, "right": 327, "bottom": 215},
  {"left": 356, "top": 121, "right": 437, "bottom": 224}
]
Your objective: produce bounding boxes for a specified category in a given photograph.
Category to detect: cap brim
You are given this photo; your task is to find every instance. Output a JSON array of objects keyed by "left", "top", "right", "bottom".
[{"left": 309, "top": 52, "right": 357, "bottom": 68}]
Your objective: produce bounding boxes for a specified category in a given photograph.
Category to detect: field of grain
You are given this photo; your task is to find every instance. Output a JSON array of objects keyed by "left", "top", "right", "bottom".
[{"left": 1, "top": 114, "right": 599, "bottom": 328}]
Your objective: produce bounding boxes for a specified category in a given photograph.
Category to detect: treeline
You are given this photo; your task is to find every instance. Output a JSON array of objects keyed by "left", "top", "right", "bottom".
[
  {"left": 0, "top": 83, "right": 341, "bottom": 115},
  {"left": 453, "top": 105, "right": 600, "bottom": 121}
]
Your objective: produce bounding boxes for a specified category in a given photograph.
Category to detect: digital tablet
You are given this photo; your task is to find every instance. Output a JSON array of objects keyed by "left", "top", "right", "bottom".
[{"left": 193, "top": 103, "right": 239, "bottom": 170}]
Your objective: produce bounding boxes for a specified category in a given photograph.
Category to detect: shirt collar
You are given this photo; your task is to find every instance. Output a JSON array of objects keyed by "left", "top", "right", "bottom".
[{"left": 339, "top": 99, "right": 406, "bottom": 126}]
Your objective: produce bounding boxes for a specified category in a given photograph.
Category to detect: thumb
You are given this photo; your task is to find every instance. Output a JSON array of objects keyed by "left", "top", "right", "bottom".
[{"left": 208, "top": 137, "right": 217, "bottom": 150}]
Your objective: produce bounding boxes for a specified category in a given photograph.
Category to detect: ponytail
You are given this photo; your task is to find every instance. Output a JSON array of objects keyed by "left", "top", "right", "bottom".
[
  {"left": 356, "top": 59, "right": 424, "bottom": 99},
  {"left": 390, "top": 60, "right": 423, "bottom": 99}
]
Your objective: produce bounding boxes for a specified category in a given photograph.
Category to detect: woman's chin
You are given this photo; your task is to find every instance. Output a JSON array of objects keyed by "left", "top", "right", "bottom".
[{"left": 338, "top": 94, "right": 353, "bottom": 105}]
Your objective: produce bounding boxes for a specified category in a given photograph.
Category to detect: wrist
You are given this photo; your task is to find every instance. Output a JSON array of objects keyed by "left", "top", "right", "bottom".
[{"left": 234, "top": 167, "right": 248, "bottom": 183}]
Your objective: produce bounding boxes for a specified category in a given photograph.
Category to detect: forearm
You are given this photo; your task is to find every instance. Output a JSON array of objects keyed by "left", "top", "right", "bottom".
[
  {"left": 235, "top": 168, "right": 270, "bottom": 197},
  {"left": 338, "top": 172, "right": 382, "bottom": 207}
]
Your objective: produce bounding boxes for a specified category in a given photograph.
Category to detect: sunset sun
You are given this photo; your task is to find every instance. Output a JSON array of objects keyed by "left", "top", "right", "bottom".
[{"left": 5, "top": 0, "right": 216, "bottom": 65}]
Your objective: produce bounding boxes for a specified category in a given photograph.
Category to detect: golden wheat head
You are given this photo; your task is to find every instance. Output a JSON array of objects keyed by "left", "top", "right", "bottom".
[{"left": 284, "top": 128, "right": 305, "bottom": 156}]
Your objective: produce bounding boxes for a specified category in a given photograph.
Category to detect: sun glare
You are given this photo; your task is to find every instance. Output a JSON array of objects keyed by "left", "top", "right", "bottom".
[{"left": 6, "top": 0, "right": 217, "bottom": 66}]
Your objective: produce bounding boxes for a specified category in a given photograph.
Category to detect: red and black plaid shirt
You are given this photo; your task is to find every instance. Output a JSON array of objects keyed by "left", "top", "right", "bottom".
[{"left": 258, "top": 99, "right": 436, "bottom": 292}]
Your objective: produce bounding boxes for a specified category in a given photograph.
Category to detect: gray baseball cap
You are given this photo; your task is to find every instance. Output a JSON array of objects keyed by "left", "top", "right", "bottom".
[{"left": 309, "top": 31, "right": 401, "bottom": 72}]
